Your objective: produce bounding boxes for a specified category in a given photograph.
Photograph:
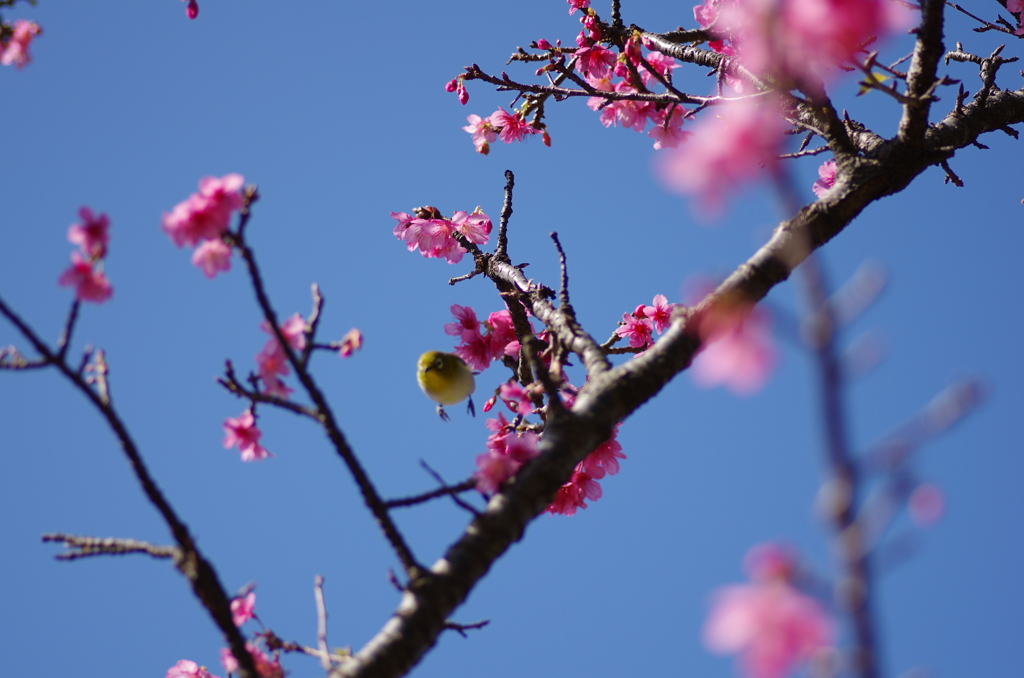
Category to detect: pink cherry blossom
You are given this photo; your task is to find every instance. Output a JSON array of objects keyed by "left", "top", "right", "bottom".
[
  {"left": 67, "top": 206, "right": 110, "bottom": 259},
  {"left": 691, "top": 302, "right": 776, "bottom": 395},
  {"left": 463, "top": 113, "right": 497, "bottom": 154},
  {"left": 451, "top": 210, "right": 492, "bottom": 245},
  {"left": 454, "top": 329, "right": 492, "bottom": 373},
  {"left": 474, "top": 425, "right": 539, "bottom": 494},
  {"left": 546, "top": 466, "right": 603, "bottom": 516},
  {"left": 220, "top": 644, "right": 282, "bottom": 678},
  {"left": 166, "top": 659, "right": 219, "bottom": 678},
  {"left": 575, "top": 45, "right": 617, "bottom": 79},
  {"left": 445, "top": 304, "right": 481, "bottom": 339},
  {"left": 391, "top": 209, "right": 492, "bottom": 263},
  {"left": 474, "top": 448, "right": 522, "bottom": 494},
  {"left": 338, "top": 328, "right": 363, "bottom": 358},
  {"left": 485, "top": 310, "right": 519, "bottom": 360},
  {"left": 191, "top": 238, "right": 232, "bottom": 278},
  {"left": 581, "top": 426, "right": 626, "bottom": 478},
  {"left": 161, "top": 174, "right": 245, "bottom": 248},
  {"left": 499, "top": 381, "right": 535, "bottom": 415},
  {"left": 615, "top": 312, "right": 654, "bottom": 350},
  {"left": 1, "top": 19, "right": 41, "bottom": 69},
  {"left": 230, "top": 592, "right": 257, "bottom": 626},
  {"left": 644, "top": 294, "right": 678, "bottom": 332},
  {"left": 704, "top": 545, "right": 834, "bottom": 678},
  {"left": 223, "top": 411, "right": 271, "bottom": 462},
  {"left": 256, "top": 342, "right": 293, "bottom": 398},
  {"left": 812, "top": 159, "right": 837, "bottom": 198},
  {"left": 58, "top": 253, "right": 113, "bottom": 303},
  {"left": 1009, "top": 0, "right": 1023, "bottom": 12},
  {"left": 648, "top": 107, "right": 694, "bottom": 150},
  {"left": 490, "top": 108, "right": 540, "bottom": 144},
  {"left": 263, "top": 313, "right": 306, "bottom": 352},
  {"left": 567, "top": 0, "right": 590, "bottom": 15},
  {"left": 182, "top": 0, "right": 199, "bottom": 19},
  {"left": 657, "top": 100, "right": 785, "bottom": 217}
]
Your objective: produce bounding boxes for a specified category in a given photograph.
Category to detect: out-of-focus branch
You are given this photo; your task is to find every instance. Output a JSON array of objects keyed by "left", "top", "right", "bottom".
[{"left": 798, "top": 256, "right": 880, "bottom": 678}]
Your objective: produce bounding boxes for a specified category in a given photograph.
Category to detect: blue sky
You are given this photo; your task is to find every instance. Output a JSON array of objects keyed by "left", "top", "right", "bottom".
[{"left": 0, "top": 2, "right": 1021, "bottom": 677}]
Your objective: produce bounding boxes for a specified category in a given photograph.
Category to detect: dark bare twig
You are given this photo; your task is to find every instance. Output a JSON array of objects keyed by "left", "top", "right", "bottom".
[
  {"left": 419, "top": 461, "right": 480, "bottom": 516},
  {"left": 0, "top": 293, "right": 258, "bottom": 678},
  {"left": 42, "top": 533, "right": 179, "bottom": 561},
  {"left": 443, "top": 619, "right": 490, "bottom": 637},
  {"left": 384, "top": 479, "right": 478, "bottom": 509},
  {"left": 230, "top": 208, "right": 425, "bottom": 581}
]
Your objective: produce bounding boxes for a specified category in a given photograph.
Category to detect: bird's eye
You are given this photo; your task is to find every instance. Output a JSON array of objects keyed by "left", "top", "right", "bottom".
[{"left": 434, "top": 358, "right": 444, "bottom": 370}]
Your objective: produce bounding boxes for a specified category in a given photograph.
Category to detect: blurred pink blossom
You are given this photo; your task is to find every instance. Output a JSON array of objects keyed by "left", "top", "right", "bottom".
[
  {"left": 67, "top": 207, "right": 110, "bottom": 259},
  {"left": 657, "top": 100, "right": 785, "bottom": 217},
  {"left": 704, "top": 545, "right": 834, "bottom": 678},
  {"left": 1, "top": 19, "right": 41, "bottom": 69},
  {"left": 230, "top": 592, "right": 257, "bottom": 626},
  {"left": 182, "top": 0, "right": 199, "bottom": 20},
  {"left": 162, "top": 174, "right": 245, "bottom": 248},
  {"left": 263, "top": 313, "right": 307, "bottom": 352},
  {"left": 191, "top": 238, "right": 232, "bottom": 278},
  {"left": 166, "top": 659, "right": 219, "bottom": 678},
  {"left": 338, "top": 328, "right": 363, "bottom": 358},
  {"left": 223, "top": 411, "right": 271, "bottom": 462},
  {"left": 691, "top": 302, "right": 776, "bottom": 395},
  {"left": 58, "top": 253, "right": 113, "bottom": 303},
  {"left": 220, "top": 643, "right": 282, "bottom": 678},
  {"left": 908, "top": 483, "right": 945, "bottom": 526},
  {"left": 812, "top": 159, "right": 837, "bottom": 198}
]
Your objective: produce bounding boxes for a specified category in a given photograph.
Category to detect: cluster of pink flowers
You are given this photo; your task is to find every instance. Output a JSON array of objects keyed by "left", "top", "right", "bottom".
[
  {"left": 180, "top": 0, "right": 199, "bottom": 20},
  {"left": 161, "top": 174, "right": 245, "bottom": 278},
  {"left": 256, "top": 313, "right": 306, "bottom": 399},
  {"left": 694, "top": 0, "right": 909, "bottom": 88},
  {"left": 223, "top": 410, "right": 272, "bottom": 462},
  {"left": 812, "top": 159, "right": 838, "bottom": 198},
  {"left": 704, "top": 544, "right": 834, "bottom": 678},
  {"left": 657, "top": 99, "right": 787, "bottom": 217},
  {"left": 547, "top": 423, "right": 625, "bottom": 516},
  {"left": 391, "top": 207, "right": 493, "bottom": 264},
  {"left": 474, "top": 413, "right": 541, "bottom": 494},
  {"left": 460, "top": 108, "right": 544, "bottom": 155},
  {"left": 473, "top": 379, "right": 626, "bottom": 516},
  {"left": 58, "top": 207, "right": 113, "bottom": 303},
  {"left": 1, "top": 19, "right": 41, "bottom": 69},
  {"left": 445, "top": 304, "right": 521, "bottom": 372},
  {"left": 166, "top": 591, "right": 279, "bottom": 677},
  {"left": 691, "top": 296, "right": 776, "bottom": 395},
  {"left": 575, "top": 32, "right": 693, "bottom": 149},
  {"left": 615, "top": 294, "right": 678, "bottom": 352}
]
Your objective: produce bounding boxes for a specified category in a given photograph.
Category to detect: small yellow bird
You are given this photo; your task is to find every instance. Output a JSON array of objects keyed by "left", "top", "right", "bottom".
[{"left": 417, "top": 351, "right": 476, "bottom": 421}]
